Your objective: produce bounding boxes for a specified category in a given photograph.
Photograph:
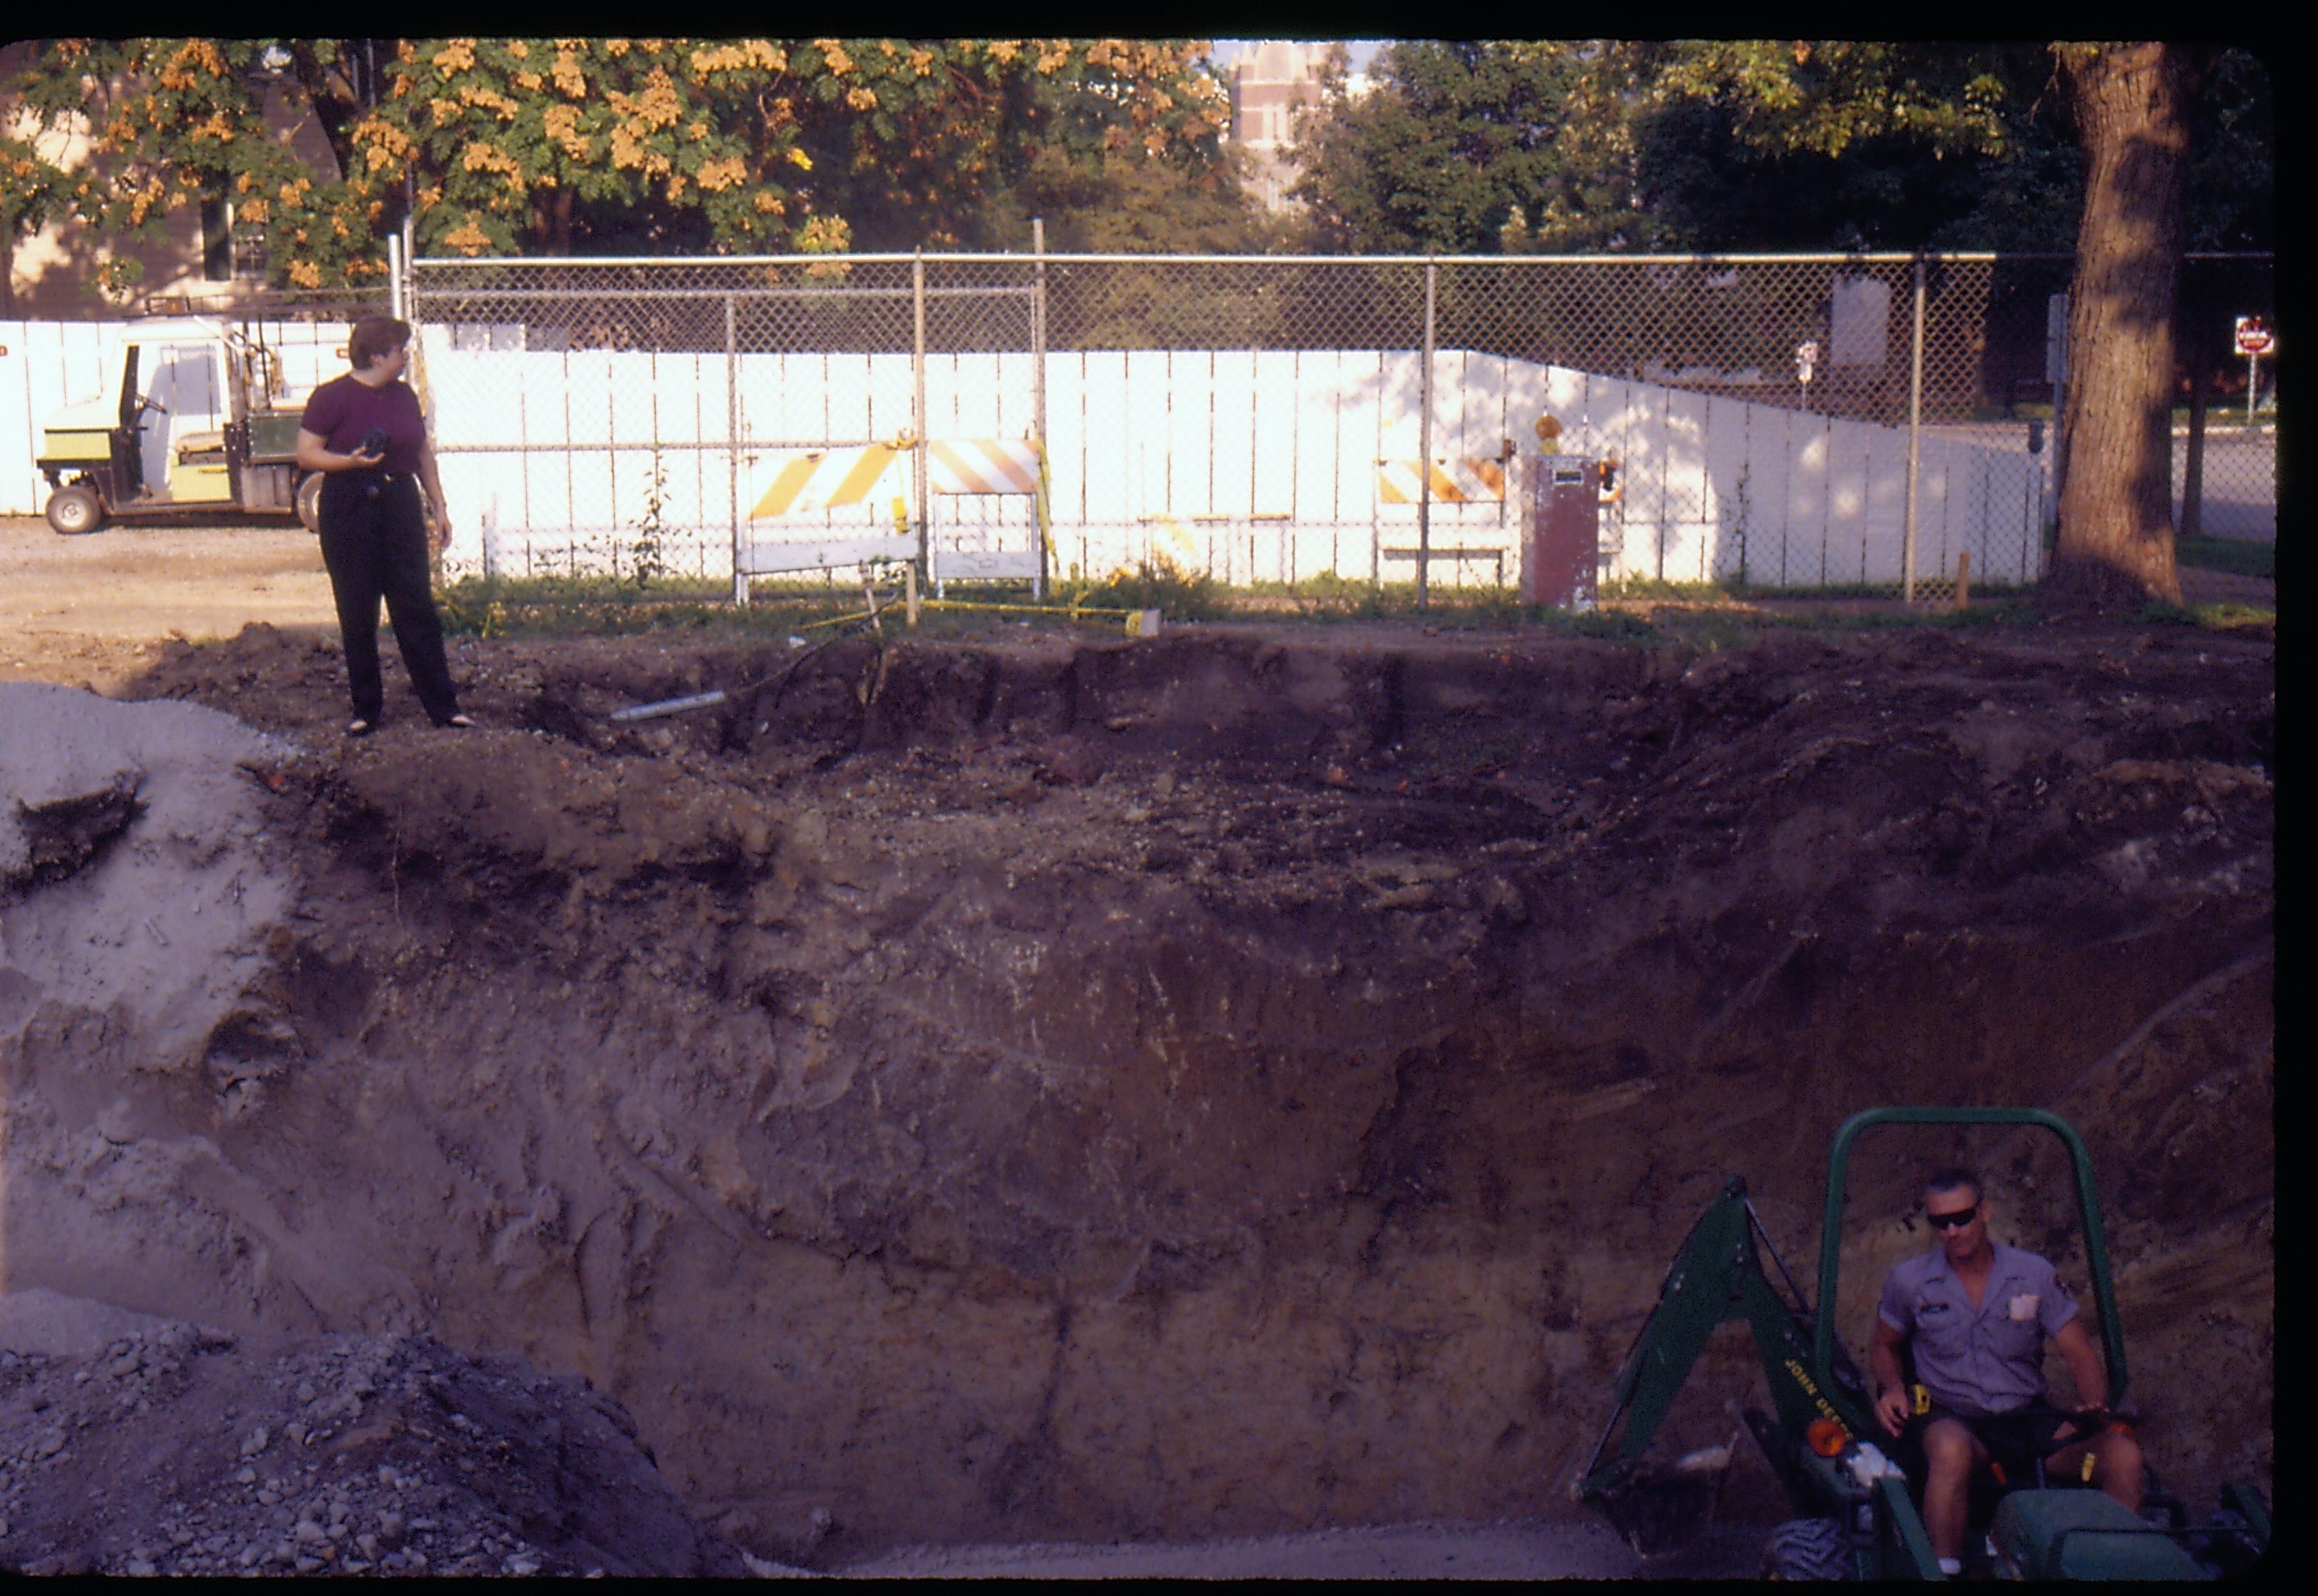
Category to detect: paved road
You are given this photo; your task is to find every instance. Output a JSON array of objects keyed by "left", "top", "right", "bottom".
[
  {"left": 2170, "top": 431, "right": 2275, "bottom": 540},
  {"left": 1920, "top": 424, "right": 2276, "bottom": 542}
]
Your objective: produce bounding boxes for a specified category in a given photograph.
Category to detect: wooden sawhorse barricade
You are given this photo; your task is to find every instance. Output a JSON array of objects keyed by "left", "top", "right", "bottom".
[
  {"left": 1373, "top": 455, "right": 1513, "bottom": 586},
  {"left": 741, "top": 438, "right": 1051, "bottom": 601}
]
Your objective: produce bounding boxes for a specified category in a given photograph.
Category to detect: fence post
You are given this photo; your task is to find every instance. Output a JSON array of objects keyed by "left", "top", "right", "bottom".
[
  {"left": 398, "top": 214, "right": 416, "bottom": 326},
  {"left": 727, "top": 293, "right": 744, "bottom": 606},
  {"left": 1902, "top": 254, "right": 1927, "bottom": 604},
  {"left": 1031, "top": 219, "right": 1048, "bottom": 446},
  {"left": 2181, "top": 315, "right": 2206, "bottom": 539},
  {"left": 913, "top": 250, "right": 929, "bottom": 571},
  {"left": 1032, "top": 217, "right": 1048, "bottom": 593},
  {"left": 387, "top": 232, "right": 404, "bottom": 322},
  {"left": 1419, "top": 252, "right": 1436, "bottom": 611}
]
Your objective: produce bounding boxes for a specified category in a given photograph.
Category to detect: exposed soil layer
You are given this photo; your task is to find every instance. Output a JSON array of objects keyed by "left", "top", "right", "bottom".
[{"left": 1, "top": 617, "right": 2274, "bottom": 1568}]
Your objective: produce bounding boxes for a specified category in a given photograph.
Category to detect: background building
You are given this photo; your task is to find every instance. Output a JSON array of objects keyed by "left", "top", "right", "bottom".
[
  {"left": 0, "top": 41, "right": 342, "bottom": 317},
  {"left": 1226, "top": 41, "right": 1335, "bottom": 214}
]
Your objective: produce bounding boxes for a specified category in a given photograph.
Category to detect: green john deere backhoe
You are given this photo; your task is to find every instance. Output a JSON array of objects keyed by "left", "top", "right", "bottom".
[{"left": 1578, "top": 1108, "right": 2269, "bottom": 1579}]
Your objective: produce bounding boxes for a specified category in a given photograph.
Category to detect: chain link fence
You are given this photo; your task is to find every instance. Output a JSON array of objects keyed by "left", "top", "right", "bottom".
[
  {"left": 405, "top": 250, "right": 2274, "bottom": 604},
  {"left": 124, "top": 283, "right": 392, "bottom": 322},
  {"left": 2174, "top": 255, "right": 2277, "bottom": 544},
  {"left": 408, "top": 256, "right": 1038, "bottom": 593}
]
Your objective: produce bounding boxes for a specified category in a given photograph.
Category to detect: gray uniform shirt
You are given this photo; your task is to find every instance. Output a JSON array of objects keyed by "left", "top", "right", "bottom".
[{"left": 1877, "top": 1242, "right": 2078, "bottom": 1417}]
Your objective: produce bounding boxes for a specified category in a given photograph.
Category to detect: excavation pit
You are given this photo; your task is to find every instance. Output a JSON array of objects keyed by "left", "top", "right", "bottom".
[{"left": 0, "top": 620, "right": 2274, "bottom": 1570}]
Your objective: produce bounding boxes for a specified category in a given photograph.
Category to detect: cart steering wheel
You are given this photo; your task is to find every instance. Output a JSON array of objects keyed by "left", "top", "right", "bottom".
[{"left": 134, "top": 392, "right": 170, "bottom": 420}]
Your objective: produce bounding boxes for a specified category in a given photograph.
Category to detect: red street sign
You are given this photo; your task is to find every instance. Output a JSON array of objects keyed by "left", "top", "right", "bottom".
[{"left": 2234, "top": 316, "right": 2274, "bottom": 356}]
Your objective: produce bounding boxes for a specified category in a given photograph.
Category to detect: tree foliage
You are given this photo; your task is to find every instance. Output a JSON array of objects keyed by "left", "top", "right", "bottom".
[
  {"left": 1, "top": 37, "right": 1241, "bottom": 287},
  {"left": 1, "top": 132, "right": 71, "bottom": 247},
  {"left": 1287, "top": 40, "right": 2269, "bottom": 257},
  {"left": 997, "top": 144, "right": 1292, "bottom": 255},
  {"left": 1291, "top": 41, "right": 1583, "bottom": 253},
  {"left": 5, "top": 39, "right": 390, "bottom": 293},
  {"left": 1607, "top": 39, "right": 2269, "bottom": 254}
]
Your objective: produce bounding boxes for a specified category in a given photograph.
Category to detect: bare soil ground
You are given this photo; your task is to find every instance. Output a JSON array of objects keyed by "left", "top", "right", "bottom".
[{"left": 0, "top": 517, "right": 2275, "bottom": 1577}]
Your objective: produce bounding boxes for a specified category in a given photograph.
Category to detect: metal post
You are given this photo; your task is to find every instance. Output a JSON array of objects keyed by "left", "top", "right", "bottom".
[
  {"left": 400, "top": 213, "right": 417, "bottom": 330},
  {"left": 1901, "top": 255, "right": 1927, "bottom": 604},
  {"left": 1031, "top": 219, "right": 1048, "bottom": 447},
  {"left": 1032, "top": 217, "right": 1049, "bottom": 594},
  {"left": 726, "top": 294, "right": 744, "bottom": 606},
  {"left": 913, "top": 250, "right": 929, "bottom": 571},
  {"left": 1418, "top": 253, "right": 1436, "bottom": 611},
  {"left": 2181, "top": 337, "right": 2207, "bottom": 539},
  {"left": 387, "top": 232, "right": 405, "bottom": 322}
]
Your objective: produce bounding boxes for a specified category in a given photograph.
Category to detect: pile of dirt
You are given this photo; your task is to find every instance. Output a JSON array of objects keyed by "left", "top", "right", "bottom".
[
  {"left": 1, "top": 617, "right": 2273, "bottom": 1568},
  {"left": 0, "top": 1290, "right": 755, "bottom": 1577}
]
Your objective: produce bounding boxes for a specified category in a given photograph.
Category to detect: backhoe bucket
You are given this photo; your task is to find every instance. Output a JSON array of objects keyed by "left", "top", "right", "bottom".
[{"left": 1584, "top": 1437, "right": 1737, "bottom": 1556}]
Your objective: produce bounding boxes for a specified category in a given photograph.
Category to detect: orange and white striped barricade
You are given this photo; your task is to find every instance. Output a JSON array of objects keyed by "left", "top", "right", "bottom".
[
  {"left": 1373, "top": 457, "right": 1513, "bottom": 586},
  {"left": 926, "top": 437, "right": 1052, "bottom": 598},
  {"left": 743, "top": 441, "right": 914, "bottom": 577}
]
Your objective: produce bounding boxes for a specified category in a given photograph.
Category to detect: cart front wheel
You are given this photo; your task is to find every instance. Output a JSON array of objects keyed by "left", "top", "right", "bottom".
[
  {"left": 46, "top": 484, "right": 103, "bottom": 536},
  {"left": 296, "top": 471, "right": 323, "bottom": 533}
]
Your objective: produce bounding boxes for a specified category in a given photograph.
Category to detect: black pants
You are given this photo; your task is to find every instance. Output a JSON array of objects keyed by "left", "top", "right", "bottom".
[{"left": 317, "top": 472, "right": 460, "bottom": 725}]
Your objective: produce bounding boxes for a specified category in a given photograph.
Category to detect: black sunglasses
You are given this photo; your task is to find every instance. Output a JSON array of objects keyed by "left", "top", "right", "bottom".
[{"left": 1926, "top": 1204, "right": 1979, "bottom": 1231}]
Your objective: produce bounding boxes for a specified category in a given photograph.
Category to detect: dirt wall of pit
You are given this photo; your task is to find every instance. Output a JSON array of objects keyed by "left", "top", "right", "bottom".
[{"left": 0, "top": 624, "right": 2274, "bottom": 1562}]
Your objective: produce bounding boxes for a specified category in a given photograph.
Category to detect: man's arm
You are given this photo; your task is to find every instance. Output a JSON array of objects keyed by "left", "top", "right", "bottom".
[
  {"left": 1870, "top": 1316, "right": 1913, "bottom": 1437},
  {"left": 2051, "top": 1315, "right": 2110, "bottom": 1414}
]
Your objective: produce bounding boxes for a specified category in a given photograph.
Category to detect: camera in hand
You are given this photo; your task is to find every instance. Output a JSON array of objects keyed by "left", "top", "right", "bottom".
[{"left": 358, "top": 426, "right": 392, "bottom": 461}]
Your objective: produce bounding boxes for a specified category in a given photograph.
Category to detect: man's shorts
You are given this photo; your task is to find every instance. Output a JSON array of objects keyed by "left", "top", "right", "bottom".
[{"left": 1898, "top": 1402, "right": 2086, "bottom": 1489}]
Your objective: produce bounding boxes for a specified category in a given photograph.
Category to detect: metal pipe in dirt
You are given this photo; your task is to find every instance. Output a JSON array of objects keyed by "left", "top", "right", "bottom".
[
  {"left": 609, "top": 621, "right": 872, "bottom": 721},
  {"left": 610, "top": 690, "right": 731, "bottom": 723}
]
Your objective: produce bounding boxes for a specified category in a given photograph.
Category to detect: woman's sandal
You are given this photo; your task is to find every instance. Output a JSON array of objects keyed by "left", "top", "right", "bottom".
[{"left": 346, "top": 718, "right": 376, "bottom": 738}]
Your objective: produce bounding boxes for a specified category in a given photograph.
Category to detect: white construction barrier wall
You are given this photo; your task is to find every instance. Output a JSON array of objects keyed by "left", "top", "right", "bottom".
[
  {"left": 413, "top": 340, "right": 2054, "bottom": 591},
  {"left": 2, "top": 320, "right": 2056, "bottom": 590}
]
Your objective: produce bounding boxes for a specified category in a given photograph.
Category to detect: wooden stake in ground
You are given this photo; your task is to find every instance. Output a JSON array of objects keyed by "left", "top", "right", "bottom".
[{"left": 1955, "top": 549, "right": 1972, "bottom": 614}]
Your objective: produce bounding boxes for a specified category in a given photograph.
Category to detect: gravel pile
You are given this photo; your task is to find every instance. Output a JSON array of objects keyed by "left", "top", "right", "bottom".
[{"left": 0, "top": 1298, "right": 756, "bottom": 1578}]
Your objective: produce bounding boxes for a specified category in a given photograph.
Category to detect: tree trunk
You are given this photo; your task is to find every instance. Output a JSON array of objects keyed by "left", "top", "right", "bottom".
[{"left": 2048, "top": 43, "right": 2199, "bottom": 610}]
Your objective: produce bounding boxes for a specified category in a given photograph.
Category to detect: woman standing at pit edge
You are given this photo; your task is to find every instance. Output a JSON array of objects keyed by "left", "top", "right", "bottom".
[{"left": 295, "top": 315, "right": 471, "bottom": 737}]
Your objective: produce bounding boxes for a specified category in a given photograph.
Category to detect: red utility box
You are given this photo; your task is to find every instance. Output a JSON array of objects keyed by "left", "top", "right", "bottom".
[{"left": 1522, "top": 453, "right": 1601, "bottom": 609}]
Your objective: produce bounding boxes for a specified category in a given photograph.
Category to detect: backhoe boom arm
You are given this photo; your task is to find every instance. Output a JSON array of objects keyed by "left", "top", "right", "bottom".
[{"left": 1580, "top": 1176, "right": 1873, "bottom": 1514}]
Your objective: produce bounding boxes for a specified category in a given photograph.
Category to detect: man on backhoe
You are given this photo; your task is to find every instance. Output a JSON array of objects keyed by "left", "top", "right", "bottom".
[{"left": 1870, "top": 1167, "right": 2146, "bottom": 1577}]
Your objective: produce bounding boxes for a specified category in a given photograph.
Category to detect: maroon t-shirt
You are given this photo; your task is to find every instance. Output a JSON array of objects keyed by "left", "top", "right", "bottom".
[{"left": 300, "top": 374, "right": 426, "bottom": 476}]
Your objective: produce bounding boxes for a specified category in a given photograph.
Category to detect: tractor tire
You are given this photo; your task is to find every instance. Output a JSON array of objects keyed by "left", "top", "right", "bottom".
[
  {"left": 296, "top": 471, "right": 323, "bottom": 533},
  {"left": 2187, "top": 1509, "right": 2262, "bottom": 1578},
  {"left": 45, "top": 484, "right": 103, "bottom": 536},
  {"left": 1764, "top": 1517, "right": 1850, "bottom": 1580}
]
